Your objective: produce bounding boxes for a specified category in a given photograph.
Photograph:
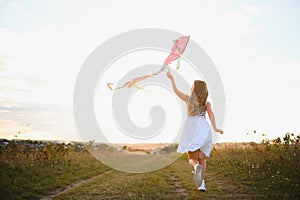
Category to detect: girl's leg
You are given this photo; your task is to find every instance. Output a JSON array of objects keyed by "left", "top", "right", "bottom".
[
  {"left": 198, "top": 158, "right": 206, "bottom": 179},
  {"left": 187, "top": 149, "right": 199, "bottom": 169},
  {"left": 198, "top": 149, "right": 206, "bottom": 160}
]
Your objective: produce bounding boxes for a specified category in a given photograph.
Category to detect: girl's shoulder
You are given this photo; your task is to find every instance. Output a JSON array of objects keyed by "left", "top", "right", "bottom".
[{"left": 205, "top": 101, "right": 211, "bottom": 107}]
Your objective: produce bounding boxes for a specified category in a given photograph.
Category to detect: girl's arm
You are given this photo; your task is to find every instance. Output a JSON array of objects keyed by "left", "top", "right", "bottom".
[
  {"left": 206, "top": 102, "right": 224, "bottom": 134},
  {"left": 167, "top": 71, "right": 189, "bottom": 102}
]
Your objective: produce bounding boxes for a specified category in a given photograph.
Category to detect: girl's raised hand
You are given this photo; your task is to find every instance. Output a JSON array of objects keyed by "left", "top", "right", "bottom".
[{"left": 166, "top": 71, "right": 173, "bottom": 80}]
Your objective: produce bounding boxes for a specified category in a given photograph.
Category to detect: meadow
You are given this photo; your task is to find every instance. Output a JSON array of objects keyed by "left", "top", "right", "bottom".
[{"left": 0, "top": 132, "right": 299, "bottom": 199}]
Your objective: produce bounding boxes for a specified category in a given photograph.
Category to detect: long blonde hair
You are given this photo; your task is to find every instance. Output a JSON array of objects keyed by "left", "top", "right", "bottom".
[{"left": 187, "top": 80, "right": 208, "bottom": 116}]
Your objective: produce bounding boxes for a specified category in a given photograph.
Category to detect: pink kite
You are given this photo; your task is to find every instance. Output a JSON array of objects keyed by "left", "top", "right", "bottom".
[{"left": 107, "top": 35, "right": 190, "bottom": 91}]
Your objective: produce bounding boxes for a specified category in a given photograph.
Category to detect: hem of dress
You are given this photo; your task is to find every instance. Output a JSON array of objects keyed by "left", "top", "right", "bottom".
[{"left": 177, "top": 147, "right": 211, "bottom": 157}]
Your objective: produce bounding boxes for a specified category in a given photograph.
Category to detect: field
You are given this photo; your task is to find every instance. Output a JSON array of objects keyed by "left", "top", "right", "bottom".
[{"left": 0, "top": 133, "right": 299, "bottom": 199}]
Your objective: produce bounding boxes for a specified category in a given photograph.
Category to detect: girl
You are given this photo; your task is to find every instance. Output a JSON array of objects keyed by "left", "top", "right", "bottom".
[{"left": 167, "top": 70, "right": 223, "bottom": 191}]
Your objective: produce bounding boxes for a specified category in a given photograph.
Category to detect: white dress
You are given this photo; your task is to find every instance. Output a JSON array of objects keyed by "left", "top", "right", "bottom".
[{"left": 177, "top": 101, "right": 213, "bottom": 157}]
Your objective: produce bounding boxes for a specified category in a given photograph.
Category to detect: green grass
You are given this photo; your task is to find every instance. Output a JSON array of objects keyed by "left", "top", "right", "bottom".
[
  {"left": 0, "top": 142, "right": 109, "bottom": 200},
  {"left": 54, "top": 154, "right": 269, "bottom": 199},
  {"left": 1, "top": 133, "right": 299, "bottom": 199},
  {"left": 209, "top": 140, "right": 300, "bottom": 199},
  {"left": 55, "top": 170, "right": 178, "bottom": 200},
  {"left": 54, "top": 133, "right": 300, "bottom": 199}
]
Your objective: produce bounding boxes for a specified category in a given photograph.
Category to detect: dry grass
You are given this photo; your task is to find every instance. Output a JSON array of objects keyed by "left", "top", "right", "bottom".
[{"left": 0, "top": 132, "right": 299, "bottom": 199}]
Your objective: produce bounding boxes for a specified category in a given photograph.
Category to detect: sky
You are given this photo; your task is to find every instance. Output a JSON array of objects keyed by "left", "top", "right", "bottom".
[{"left": 0, "top": 0, "right": 299, "bottom": 143}]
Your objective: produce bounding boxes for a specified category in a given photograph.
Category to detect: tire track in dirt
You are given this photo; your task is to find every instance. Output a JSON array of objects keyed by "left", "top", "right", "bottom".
[
  {"left": 40, "top": 170, "right": 112, "bottom": 200},
  {"left": 167, "top": 171, "right": 188, "bottom": 199}
]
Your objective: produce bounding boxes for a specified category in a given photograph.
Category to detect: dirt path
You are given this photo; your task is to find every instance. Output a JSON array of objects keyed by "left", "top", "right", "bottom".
[
  {"left": 42, "top": 158, "right": 265, "bottom": 199},
  {"left": 165, "top": 159, "right": 265, "bottom": 199},
  {"left": 167, "top": 170, "right": 188, "bottom": 199},
  {"left": 40, "top": 170, "right": 112, "bottom": 200}
]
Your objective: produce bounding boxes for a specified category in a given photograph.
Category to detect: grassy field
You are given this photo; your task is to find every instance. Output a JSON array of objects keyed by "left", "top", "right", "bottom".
[
  {"left": 0, "top": 141, "right": 109, "bottom": 199},
  {"left": 0, "top": 133, "right": 299, "bottom": 199}
]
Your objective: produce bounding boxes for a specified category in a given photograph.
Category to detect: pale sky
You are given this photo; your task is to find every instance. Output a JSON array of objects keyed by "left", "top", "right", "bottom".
[{"left": 0, "top": 0, "right": 299, "bottom": 143}]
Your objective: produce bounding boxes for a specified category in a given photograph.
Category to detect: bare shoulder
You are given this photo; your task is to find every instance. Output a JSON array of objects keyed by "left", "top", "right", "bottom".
[
  {"left": 205, "top": 101, "right": 212, "bottom": 111},
  {"left": 206, "top": 101, "right": 211, "bottom": 107}
]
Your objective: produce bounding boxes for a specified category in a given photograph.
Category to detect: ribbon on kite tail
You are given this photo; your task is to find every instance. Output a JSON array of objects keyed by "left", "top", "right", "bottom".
[{"left": 107, "top": 35, "right": 190, "bottom": 91}]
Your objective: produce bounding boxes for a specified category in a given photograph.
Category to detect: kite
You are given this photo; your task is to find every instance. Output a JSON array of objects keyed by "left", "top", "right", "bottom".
[{"left": 107, "top": 35, "right": 190, "bottom": 91}]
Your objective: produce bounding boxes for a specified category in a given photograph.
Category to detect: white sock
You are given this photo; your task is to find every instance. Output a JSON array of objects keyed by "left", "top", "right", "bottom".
[{"left": 194, "top": 163, "right": 199, "bottom": 171}]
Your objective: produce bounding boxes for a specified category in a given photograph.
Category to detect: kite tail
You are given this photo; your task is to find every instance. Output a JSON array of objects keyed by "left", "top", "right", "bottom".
[
  {"left": 107, "top": 83, "right": 114, "bottom": 91},
  {"left": 107, "top": 36, "right": 189, "bottom": 92},
  {"left": 134, "top": 84, "right": 146, "bottom": 90},
  {"left": 161, "top": 64, "right": 167, "bottom": 71},
  {"left": 176, "top": 55, "right": 181, "bottom": 70}
]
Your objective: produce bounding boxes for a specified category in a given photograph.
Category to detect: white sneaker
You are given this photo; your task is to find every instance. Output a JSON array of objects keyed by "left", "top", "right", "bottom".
[
  {"left": 198, "top": 180, "right": 206, "bottom": 192},
  {"left": 192, "top": 164, "right": 202, "bottom": 174},
  {"left": 193, "top": 164, "right": 202, "bottom": 188}
]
